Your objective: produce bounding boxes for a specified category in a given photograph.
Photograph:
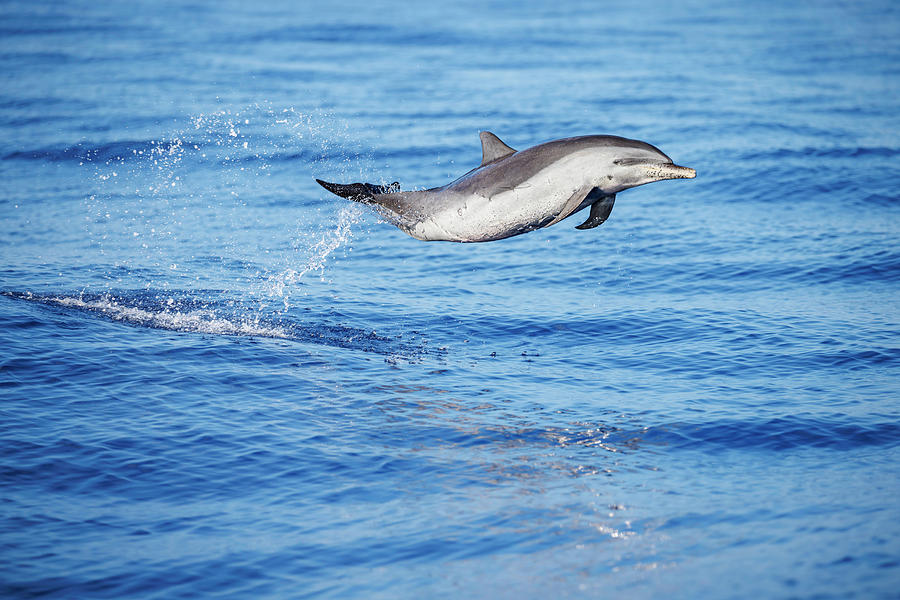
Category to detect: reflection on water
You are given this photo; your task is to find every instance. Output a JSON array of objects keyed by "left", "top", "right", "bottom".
[
  {"left": 372, "top": 387, "right": 655, "bottom": 475},
  {"left": 363, "top": 386, "right": 657, "bottom": 561}
]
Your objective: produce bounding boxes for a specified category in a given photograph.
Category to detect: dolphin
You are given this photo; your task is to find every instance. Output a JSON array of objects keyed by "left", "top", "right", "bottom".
[{"left": 316, "top": 131, "right": 696, "bottom": 242}]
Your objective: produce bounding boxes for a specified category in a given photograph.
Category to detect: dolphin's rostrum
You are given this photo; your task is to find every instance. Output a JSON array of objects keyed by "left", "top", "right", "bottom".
[{"left": 317, "top": 132, "right": 696, "bottom": 242}]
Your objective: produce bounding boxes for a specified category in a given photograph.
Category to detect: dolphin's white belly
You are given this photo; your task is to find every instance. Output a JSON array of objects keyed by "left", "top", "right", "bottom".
[{"left": 410, "top": 154, "right": 595, "bottom": 242}]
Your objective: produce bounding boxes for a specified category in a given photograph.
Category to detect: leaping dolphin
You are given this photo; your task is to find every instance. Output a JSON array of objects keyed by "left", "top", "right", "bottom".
[{"left": 316, "top": 132, "right": 696, "bottom": 242}]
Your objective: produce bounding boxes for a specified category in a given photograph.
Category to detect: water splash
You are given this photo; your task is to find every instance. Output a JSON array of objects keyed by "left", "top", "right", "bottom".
[
  {"left": 266, "top": 204, "right": 364, "bottom": 310},
  {"left": 77, "top": 103, "right": 374, "bottom": 309}
]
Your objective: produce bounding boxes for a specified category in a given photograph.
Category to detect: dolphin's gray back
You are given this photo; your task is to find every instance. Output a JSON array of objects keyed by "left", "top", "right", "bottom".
[
  {"left": 440, "top": 135, "right": 669, "bottom": 198},
  {"left": 320, "top": 135, "right": 669, "bottom": 219}
]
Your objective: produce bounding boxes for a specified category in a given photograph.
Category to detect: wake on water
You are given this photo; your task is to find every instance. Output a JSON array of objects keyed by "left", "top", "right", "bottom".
[
  {"left": 3, "top": 291, "right": 293, "bottom": 339},
  {"left": 2, "top": 290, "right": 435, "bottom": 362},
  {"left": 5, "top": 105, "right": 411, "bottom": 352}
]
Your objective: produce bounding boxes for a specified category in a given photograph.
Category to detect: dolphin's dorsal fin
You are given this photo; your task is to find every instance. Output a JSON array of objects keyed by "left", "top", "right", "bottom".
[{"left": 479, "top": 131, "right": 516, "bottom": 166}]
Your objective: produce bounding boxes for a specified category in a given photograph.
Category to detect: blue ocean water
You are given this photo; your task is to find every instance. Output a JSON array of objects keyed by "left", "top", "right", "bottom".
[{"left": 2, "top": 0, "right": 899, "bottom": 597}]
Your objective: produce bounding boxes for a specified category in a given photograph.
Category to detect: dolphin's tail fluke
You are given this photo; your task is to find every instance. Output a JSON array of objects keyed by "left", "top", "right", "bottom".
[{"left": 315, "top": 179, "right": 400, "bottom": 203}]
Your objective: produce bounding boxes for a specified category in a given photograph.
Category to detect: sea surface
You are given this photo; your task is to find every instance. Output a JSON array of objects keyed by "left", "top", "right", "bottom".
[{"left": 2, "top": 0, "right": 899, "bottom": 598}]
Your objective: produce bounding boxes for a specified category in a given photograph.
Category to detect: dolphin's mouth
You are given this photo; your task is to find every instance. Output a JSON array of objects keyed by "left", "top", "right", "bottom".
[{"left": 644, "top": 163, "right": 696, "bottom": 180}]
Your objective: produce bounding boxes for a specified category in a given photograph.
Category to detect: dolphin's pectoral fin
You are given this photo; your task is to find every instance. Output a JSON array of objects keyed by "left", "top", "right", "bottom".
[
  {"left": 479, "top": 131, "right": 517, "bottom": 166},
  {"left": 546, "top": 185, "right": 594, "bottom": 227},
  {"left": 575, "top": 194, "right": 616, "bottom": 230},
  {"left": 316, "top": 179, "right": 400, "bottom": 202}
]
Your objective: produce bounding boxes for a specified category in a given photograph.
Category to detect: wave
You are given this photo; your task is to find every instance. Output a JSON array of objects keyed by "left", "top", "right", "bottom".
[
  {"left": 2, "top": 139, "right": 194, "bottom": 163},
  {"left": 2, "top": 291, "right": 433, "bottom": 361},
  {"left": 0, "top": 24, "right": 119, "bottom": 37},
  {"left": 738, "top": 145, "right": 900, "bottom": 161},
  {"left": 658, "top": 252, "right": 900, "bottom": 289},
  {"left": 375, "top": 412, "right": 900, "bottom": 455},
  {"left": 445, "top": 415, "right": 900, "bottom": 454},
  {"left": 1, "top": 104, "right": 370, "bottom": 171},
  {"left": 2, "top": 137, "right": 362, "bottom": 167},
  {"left": 221, "top": 23, "right": 464, "bottom": 47},
  {"left": 637, "top": 416, "right": 900, "bottom": 451}
]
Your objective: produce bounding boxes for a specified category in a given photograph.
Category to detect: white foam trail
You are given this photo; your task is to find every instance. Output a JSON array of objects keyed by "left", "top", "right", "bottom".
[{"left": 44, "top": 294, "right": 291, "bottom": 339}]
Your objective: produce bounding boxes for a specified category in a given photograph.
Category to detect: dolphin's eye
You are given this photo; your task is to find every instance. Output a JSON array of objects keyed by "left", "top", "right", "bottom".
[{"left": 613, "top": 158, "right": 651, "bottom": 166}]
